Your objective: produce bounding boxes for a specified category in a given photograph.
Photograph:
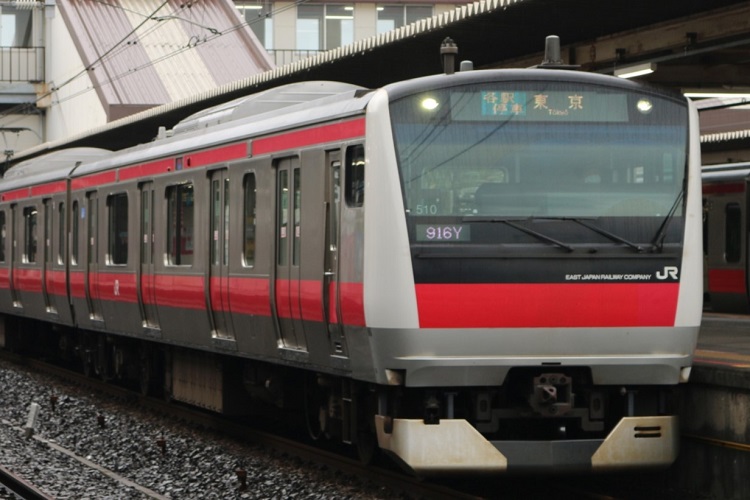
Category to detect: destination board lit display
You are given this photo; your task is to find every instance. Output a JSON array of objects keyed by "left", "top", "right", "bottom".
[{"left": 450, "top": 91, "right": 631, "bottom": 122}]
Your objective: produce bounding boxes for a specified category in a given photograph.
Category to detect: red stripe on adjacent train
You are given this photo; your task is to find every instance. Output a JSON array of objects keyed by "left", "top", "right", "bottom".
[
  {"left": 415, "top": 283, "right": 679, "bottom": 328},
  {"left": 252, "top": 118, "right": 365, "bottom": 155},
  {"left": 703, "top": 182, "right": 745, "bottom": 195},
  {"left": 708, "top": 268, "right": 746, "bottom": 294}
]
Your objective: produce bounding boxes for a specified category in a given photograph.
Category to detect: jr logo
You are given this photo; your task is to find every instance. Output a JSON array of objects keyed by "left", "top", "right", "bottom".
[{"left": 656, "top": 266, "right": 679, "bottom": 280}]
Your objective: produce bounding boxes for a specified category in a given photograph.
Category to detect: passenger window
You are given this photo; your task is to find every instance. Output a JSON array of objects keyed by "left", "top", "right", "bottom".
[
  {"left": 345, "top": 145, "right": 364, "bottom": 207},
  {"left": 0, "top": 210, "right": 5, "bottom": 263},
  {"left": 23, "top": 206, "right": 37, "bottom": 263},
  {"left": 167, "top": 183, "right": 194, "bottom": 266},
  {"left": 107, "top": 193, "right": 128, "bottom": 265},
  {"left": 58, "top": 202, "right": 65, "bottom": 265},
  {"left": 71, "top": 201, "right": 79, "bottom": 266},
  {"left": 243, "top": 173, "right": 256, "bottom": 267},
  {"left": 725, "top": 203, "right": 742, "bottom": 263}
]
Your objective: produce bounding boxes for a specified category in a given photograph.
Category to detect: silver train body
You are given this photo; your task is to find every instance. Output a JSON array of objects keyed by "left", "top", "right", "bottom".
[{"left": 0, "top": 69, "right": 702, "bottom": 474}]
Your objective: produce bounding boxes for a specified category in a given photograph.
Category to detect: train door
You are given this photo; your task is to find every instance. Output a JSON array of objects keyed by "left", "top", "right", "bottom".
[
  {"left": 208, "top": 169, "right": 234, "bottom": 340},
  {"left": 324, "top": 152, "right": 348, "bottom": 356},
  {"left": 274, "top": 157, "right": 307, "bottom": 350},
  {"left": 85, "top": 191, "right": 104, "bottom": 325},
  {"left": 139, "top": 182, "right": 160, "bottom": 331}
]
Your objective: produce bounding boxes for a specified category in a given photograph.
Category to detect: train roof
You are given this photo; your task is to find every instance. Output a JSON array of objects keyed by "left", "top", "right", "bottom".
[
  {"left": 0, "top": 82, "right": 371, "bottom": 191},
  {"left": 0, "top": 147, "right": 111, "bottom": 192},
  {"left": 382, "top": 68, "right": 689, "bottom": 103}
]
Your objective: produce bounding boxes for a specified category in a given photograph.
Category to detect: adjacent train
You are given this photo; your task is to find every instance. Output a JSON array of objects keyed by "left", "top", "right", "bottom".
[
  {"left": 0, "top": 63, "right": 702, "bottom": 473},
  {"left": 703, "top": 162, "right": 750, "bottom": 312}
]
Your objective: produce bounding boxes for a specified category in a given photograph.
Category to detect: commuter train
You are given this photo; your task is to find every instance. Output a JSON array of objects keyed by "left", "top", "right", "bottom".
[
  {"left": 0, "top": 64, "right": 702, "bottom": 473},
  {"left": 703, "top": 162, "right": 750, "bottom": 312}
]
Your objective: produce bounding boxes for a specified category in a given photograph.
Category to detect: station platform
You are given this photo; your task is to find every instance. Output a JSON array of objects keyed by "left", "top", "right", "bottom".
[
  {"left": 688, "top": 312, "right": 750, "bottom": 398},
  {"left": 667, "top": 313, "right": 750, "bottom": 499}
]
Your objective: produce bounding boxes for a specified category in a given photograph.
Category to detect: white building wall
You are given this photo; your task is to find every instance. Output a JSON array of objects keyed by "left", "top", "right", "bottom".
[
  {"left": 273, "top": 2, "right": 297, "bottom": 55},
  {"left": 44, "top": 7, "right": 107, "bottom": 144},
  {"left": 354, "top": 4, "right": 378, "bottom": 42}
]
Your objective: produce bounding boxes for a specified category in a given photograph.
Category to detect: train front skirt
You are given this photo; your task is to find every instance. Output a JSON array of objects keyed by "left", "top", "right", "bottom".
[{"left": 375, "top": 415, "right": 678, "bottom": 474}]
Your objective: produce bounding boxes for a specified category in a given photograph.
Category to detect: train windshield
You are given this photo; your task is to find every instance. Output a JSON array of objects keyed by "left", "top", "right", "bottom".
[{"left": 390, "top": 80, "right": 688, "bottom": 247}]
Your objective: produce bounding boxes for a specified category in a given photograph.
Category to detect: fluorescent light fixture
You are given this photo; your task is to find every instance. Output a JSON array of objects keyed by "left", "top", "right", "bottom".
[
  {"left": 615, "top": 62, "right": 656, "bottom": 79},
  {"left": 683, "top": 92, "right": 750, "bottom": 99}
]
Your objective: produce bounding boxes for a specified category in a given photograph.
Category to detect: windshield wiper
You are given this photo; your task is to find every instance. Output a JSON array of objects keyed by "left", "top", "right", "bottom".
[
  {"left": 465, "top": 217, "right": 574, "bottom": 252},
  {"left": 650, "top": 189, "right": 685, "bottom": 252},
  {"left": 548, "top": 217, "right": 644, "bottom": 253}
]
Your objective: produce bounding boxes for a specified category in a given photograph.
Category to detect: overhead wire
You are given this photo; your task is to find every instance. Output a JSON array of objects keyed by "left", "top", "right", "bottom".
[{"left": 0, "top": 0, "right": 311, "bottom": 130}]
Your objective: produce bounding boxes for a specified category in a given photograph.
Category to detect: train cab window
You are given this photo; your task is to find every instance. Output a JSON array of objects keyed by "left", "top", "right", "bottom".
[
  {"left": 107, "top": 193, "right": 128, "bottom": 265},
  {"left": 345, "top": 145, "right": 364, "bottom": 207},
  {"left": 0, "top": 210, "right": 5, "bottom": 263},
  {"left": 243, "top": 173, "right": 256, "bottom": 267},
  {"left": 725, "top": 203, "right": 742, "bottom": 263},
  {"left": 167, "top": 183, "right": 194, "bottom": 266},
  {"left": 23, "top": 206, "right": 37, "bottom": 263}
]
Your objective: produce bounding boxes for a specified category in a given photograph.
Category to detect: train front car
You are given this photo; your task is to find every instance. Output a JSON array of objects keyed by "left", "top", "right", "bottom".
[{"left": 361, "top": 70, "right": 702, "bottom": 473}]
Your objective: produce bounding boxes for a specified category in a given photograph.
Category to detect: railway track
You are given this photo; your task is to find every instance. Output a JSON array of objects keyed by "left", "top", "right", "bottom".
[
  {"left": 0, "top": 464, "right": 52, "bottom": 500},
  {"left": 0, "top": 350, "right": 484, "bottom": 499},
  {"left": 1, "top": 349, "right": 674, "bottom": 499}
]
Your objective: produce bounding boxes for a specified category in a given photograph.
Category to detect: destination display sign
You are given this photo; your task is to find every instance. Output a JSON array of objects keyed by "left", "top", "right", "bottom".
[{"left": 451, "top": 91, "right": 631, "bottom": 122}]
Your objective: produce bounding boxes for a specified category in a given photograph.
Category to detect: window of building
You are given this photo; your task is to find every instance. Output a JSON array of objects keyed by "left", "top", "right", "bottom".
[
  {"left": 297, "top": 4, "right": 353, "bottom": 51},
  {"left": 108, "top": 193, "right": 128, "bottom": 265},
  {"left": 236, "top": 1, "right": 274, "bottom": 48},
  {"left": 345, "top": 145, "right": 364, "bottom": 207},
  {"left": 377, "top": 5, "right": 432, "bottom": 33},
  {"left": 167, "top": 183, "right": 194, "bottom": 266},
  {"left": 23, "top": 206, "right": 37, "bottom": 263},
  {"left": 243, "top": 173, "right": 257, "bottom": 267},
  {"left": 0, "top": 6, "right": 32, "bottom": 47}
]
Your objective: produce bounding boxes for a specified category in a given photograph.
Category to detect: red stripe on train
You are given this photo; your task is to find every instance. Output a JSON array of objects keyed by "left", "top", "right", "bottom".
[
  {"left": 252, "top": 118, "right": 365, "bottom": 155},
  {"left": 415, "top": 283, "right": 680, "bottom": 328},
  {"left": 2, "top": 268, "right": 366, "bottom": 326},
  {"left": 119, "top": 159, "right": 174, "bottom": 181}
]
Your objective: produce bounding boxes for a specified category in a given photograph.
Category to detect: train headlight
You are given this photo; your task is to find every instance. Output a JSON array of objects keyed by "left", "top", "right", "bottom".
[
  {"left": 636, "top": 98, "right": 653, "bottom": 114},
  {"left": 421, "top": 97, "right": 440, "bottom": 111}
]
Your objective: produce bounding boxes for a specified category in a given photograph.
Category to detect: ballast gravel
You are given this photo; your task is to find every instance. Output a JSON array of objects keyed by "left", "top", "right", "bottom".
[{"left": 0, "top": 359, "right": 394, "bottom": 499}]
